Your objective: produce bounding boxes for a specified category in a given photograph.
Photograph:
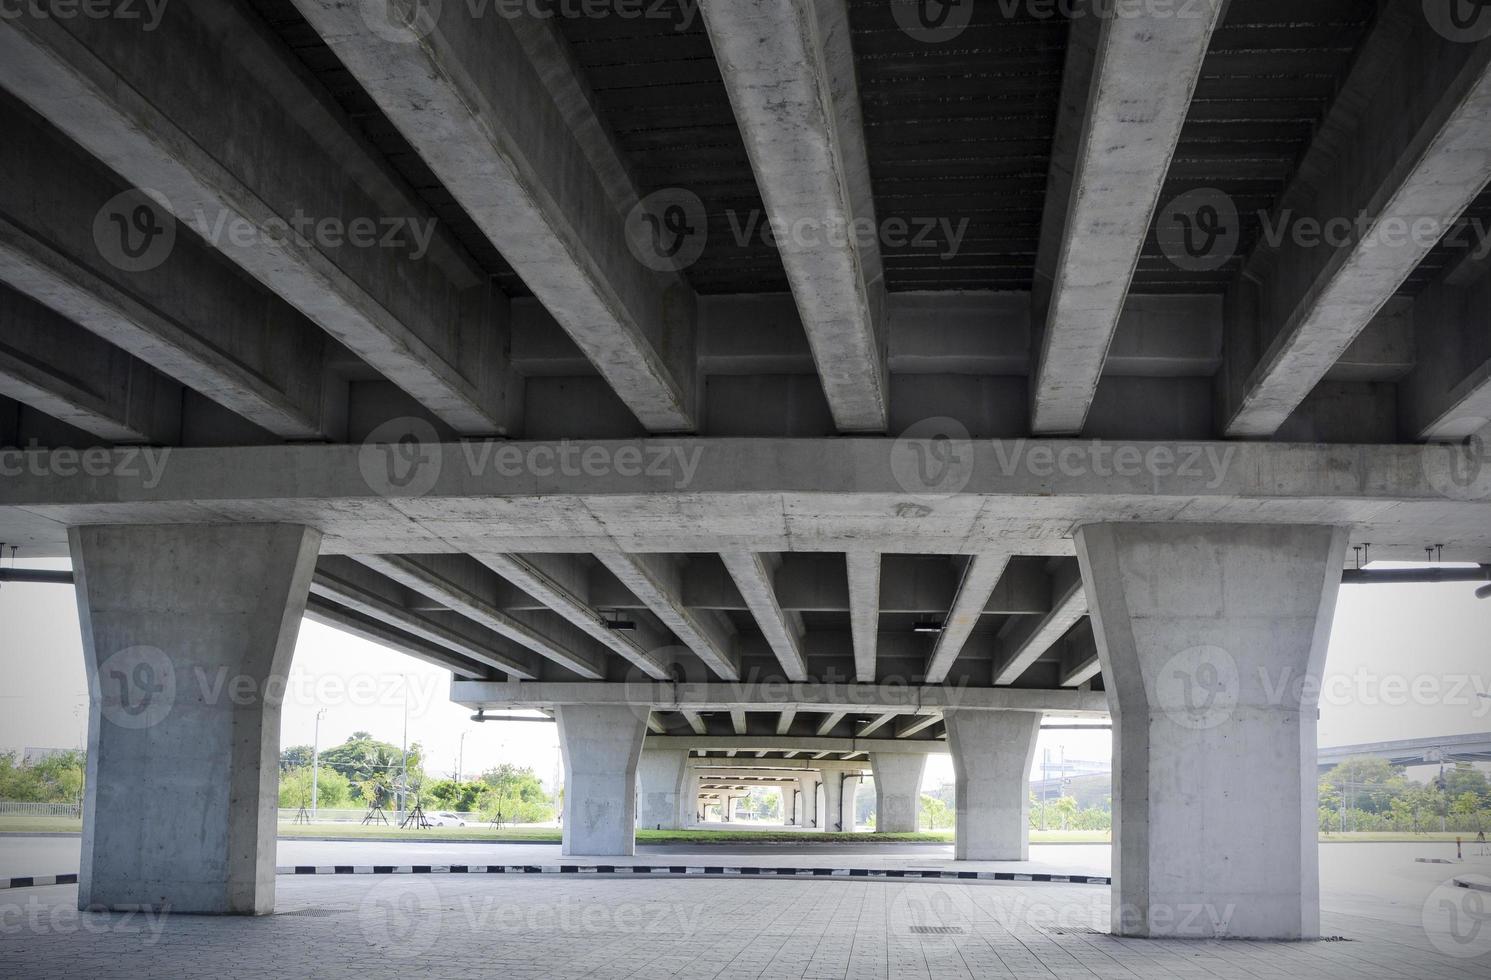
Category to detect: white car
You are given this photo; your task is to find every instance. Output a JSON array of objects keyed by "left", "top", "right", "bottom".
[{"left": 430, "top": 812, "right": 467, "bottom": 827}]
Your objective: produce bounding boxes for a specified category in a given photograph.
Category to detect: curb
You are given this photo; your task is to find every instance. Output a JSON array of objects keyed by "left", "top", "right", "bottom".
[
  {"left": 1, "top": 874, "right": 78, "bottom": 890},
  {"left": 277, "top": 864, "right": 1111, "bottom": 885}
]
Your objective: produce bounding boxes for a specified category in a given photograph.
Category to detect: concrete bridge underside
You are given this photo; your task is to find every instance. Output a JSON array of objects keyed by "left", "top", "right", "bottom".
[{"left": 2, "top": 0, "right": 1490, "bottom": 942}]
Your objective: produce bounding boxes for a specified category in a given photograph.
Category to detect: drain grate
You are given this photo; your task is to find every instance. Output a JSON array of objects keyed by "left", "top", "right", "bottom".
[{"left": 909, "top": 926, "right": 965, "bottom": 935}]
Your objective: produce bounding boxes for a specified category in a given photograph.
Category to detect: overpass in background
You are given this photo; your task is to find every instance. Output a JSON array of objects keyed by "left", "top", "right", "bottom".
[{"left": 1318, "top": 734, "right": 1491, "bottom": 770}]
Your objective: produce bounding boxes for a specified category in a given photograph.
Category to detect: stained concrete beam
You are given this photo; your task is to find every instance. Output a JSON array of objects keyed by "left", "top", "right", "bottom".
[
  {"left": 476, "top": 554, "right": 671, "bottom": 680},
  {"left": 1030, "top": 0, "right": 1225, "bottom": 434},
  {"left": 721, "top": 552, "right": 808, "bottom": 682},
  {"left": 354, "top": 554, "right": 607, "bottom": 680},
  {"left": 995, "top": 561, "right": 1089, "bottom": 686},
  {"left": 1057, "top": 619, "right": 1101, "bottom": 688},
  {"left": 290, "top": 0, "right": 693, "bottom": 433},
  {"left": 1400, "top": 250, "right": 1491, "bottom": 440},
  {"left": 699, "top": 0, "right": 886, "bottom": 432},
  {"left": 1224, "top": 11, "right": 1491, "bottom": 437},
  {"left": 924, "top": 555, "right": 1011, "bottom": 684},
  {"left": 0, "top": 0, "right": 504, "bottom": 433},
  {"left": 0, "top": 285, "right": 180, "bottom": 444},
  {"left": 847, "top": 552, "right": 880, "bottom": 683},
  {"left": 598, "top": 553, "right": 740, "bottom": 680}
]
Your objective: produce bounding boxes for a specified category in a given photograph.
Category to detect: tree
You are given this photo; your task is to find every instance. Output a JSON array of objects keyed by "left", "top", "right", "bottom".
[
  {"left": 277, "top": 766, "right": 350, "bottom": 809},
  {"left": 478, "top": 765, "right": 553, "bottom": 824},
  {"left": 919, "top": 793, "right": 953, "bottom": 830},
  {"left": 0, "top": 751, "right": 85, "bottom": 804},
  {"left": 310, "top": 734, "right": 425, "bottom": 805}
]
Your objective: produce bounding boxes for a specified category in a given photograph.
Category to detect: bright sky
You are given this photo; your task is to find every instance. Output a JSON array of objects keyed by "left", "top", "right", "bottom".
[{"left": 3, "top": 558, "right": 1488, "bottom": 793}]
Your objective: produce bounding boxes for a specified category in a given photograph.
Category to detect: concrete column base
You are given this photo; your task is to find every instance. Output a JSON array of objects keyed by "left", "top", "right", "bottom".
[
  {"left": 556, "top": 705, "right": 647, "bottom": 856},
  {"left": 71, "top": 523, "right": 321, "bottom": 915},
  {"left": 945, "top": 709, "right": 1041, "bottom": 861},
  {"left": 871, "top": 753, "right": 926, "bottom": 833},
  {"left": 637, "top": 747, "right": 689, "bottom": 830},
  {"left": 1077, "top": 523, "right": 1348, "bottom": 940}
]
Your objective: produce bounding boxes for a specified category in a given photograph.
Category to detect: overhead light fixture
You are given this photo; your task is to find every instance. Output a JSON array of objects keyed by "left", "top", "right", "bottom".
[
  {"left": 912, "top": 622, "right": 944, "bottom": 634},
  {"left": 601, "top": 610, "right": 637, "bottom": 631}
]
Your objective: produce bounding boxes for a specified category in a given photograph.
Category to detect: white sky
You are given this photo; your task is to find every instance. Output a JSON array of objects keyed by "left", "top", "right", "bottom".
[{"left": 3, "top": 558, "right": 1488, "bottom": 793}]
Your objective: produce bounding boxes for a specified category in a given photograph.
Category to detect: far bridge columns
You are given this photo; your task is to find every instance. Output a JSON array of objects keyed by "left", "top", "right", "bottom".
[
  {"left": 1076, "top": 523, "right": 1348, "bottom": 940},
  {"left": 555, "top": 705, "right": 648, "bottom": 856},
  {"left": 944, "top": 709, "right": 1042, "bottom": 861},
  {"left": 870, "top": 753, "right": 927, "bottom": 833},
  {"left": 71, "top": 523, "right": 321, "bottom": 915},
  {"left": 637, "top": 746, "right": 690, "bottom": 831}
]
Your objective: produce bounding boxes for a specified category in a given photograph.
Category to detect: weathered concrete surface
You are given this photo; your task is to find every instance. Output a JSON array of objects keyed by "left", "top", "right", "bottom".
[
  {"left": 71, "top": 523, "right": 320, "bottom": 914},
  {"left": 636, "top": 747, "right": 690, "bottom": 831},
  {"left": 1077, "top": 523, "right": 1349, "bottom": 939},
  {"left": 870, "top": 753, "right": 926, "bottom": 834},
  {"left": 555, "top": 705, "right": 648, "bottom": 856},
  {"left": 944, "top": 710, "right": 1042, "bottom": 862}
]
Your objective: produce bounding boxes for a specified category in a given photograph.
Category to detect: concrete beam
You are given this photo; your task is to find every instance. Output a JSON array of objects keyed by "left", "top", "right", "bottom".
[
  {"left": 0, "top": 93, "right": 332, "bottom": 439},
  {"left": 290, "top": 0, "right": 693, "bottom": 433},
  {"left": 776, "top": 708, "right": 797, "bottom": 736},
  {"left": 353, "top": 555, "right": 606, "bottom": 680},
  {"left": 1224, "top": 13, "right": 1491, "bottom": 437},
  {"left": 597, "top": 553, "right": 740, "bottom": 680},
  {"left": 857, "top": 712, "right": 901, "bottom": 738},
  {"left": 304, "top": 597, "right": 488, "bottom": 680},
  {"left": 815, "top": 711, "right": 848, "bottom": 737},
  {"left": 699, "top": 0, "right": 887, "bottom": 432},
  {"left": 0, "top": 285, "right": 179, "bottom": 444},
  {"left": 682, "top": 711, "right": 709, "bottom": 737},
  {"left": 895, "top": 714, "right": 942, "bottom": 739},
  {"left": 0, "top": 1, "right": 505, "bottom": 432},
  {"left": 995, "top": 561, "right": 1089, "bottom": 686},
  {"left": 847, "top": 552, "right": 880, "bottom": 683},
  {"left": 1401, "top": 251, "right": 1491, "bottom": 441},
  {"left": 721, "top": 552, "right": 808, "bottom": 681},
  {"left": 310, "top": 559, "right": 536, "bottom": 680},
  {"left": 730, "top": 709, "right": 748, "bottom": 736},
  {"left": 475, "top": 554, "right": 671, "bottom": 680},
  {"left": 1030, "top": 0, "right": 1225, "bottom": 433},
  {"left": 925, "top": 555, "right": 1010, "bottom": 684},
  {"left": 1058, "top": 619, "right": 1102, "bottom": 688}
]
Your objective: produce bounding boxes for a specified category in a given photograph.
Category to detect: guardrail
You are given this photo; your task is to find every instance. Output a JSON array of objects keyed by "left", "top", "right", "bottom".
[{"left": 0, "top": 801, "right": 82, "bottom": 818}]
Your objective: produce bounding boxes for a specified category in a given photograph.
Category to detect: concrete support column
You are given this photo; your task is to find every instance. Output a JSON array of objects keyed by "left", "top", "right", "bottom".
[
  {"left": 555, "top": 705, "right": 648, "bottom": 856},
  {"left": 637, "top": 747, "right": 690, "bottom": 830},
  {"left": 871, "top": 754, "right": 927, "bottom": 833},
  {"left": 1076, "top": 523, "right": 1349, "bottom": 940},
  {"left": 71, "top": 523, "right": 321, "bottom": 915},
  {"left": 944, "top": 709, "right": 1042, "bottom": 861},
  {"left": 797, "top": 775, "right": 819, "bottom": 828},
  {"left": 781, "top": 782, "right": 797, "bottom": 825},
  {"left": 841, "top": 775, "right": 862, "bottom": 831},
  {"left": 821, "top": 774, "right": 847, "bottom": 832}
]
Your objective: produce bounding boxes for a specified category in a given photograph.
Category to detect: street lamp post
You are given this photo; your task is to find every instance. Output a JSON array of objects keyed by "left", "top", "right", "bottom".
[
  {"left": 457, "top": 730, "right": 470, "bottom": 784},
  {"left": 311, "top": 707, "right": 327, "bottom": 820}
]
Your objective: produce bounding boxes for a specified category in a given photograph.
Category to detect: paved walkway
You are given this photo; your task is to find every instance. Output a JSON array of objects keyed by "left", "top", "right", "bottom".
[{"left": 4, "top": 874, "right": 1489, "bottom": 978}]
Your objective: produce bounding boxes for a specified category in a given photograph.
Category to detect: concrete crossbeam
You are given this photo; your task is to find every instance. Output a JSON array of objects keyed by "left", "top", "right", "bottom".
[
  {"left": 1030, "top": 0, "right": 1225, "bottom": 434},
  {"left": 0, "top": 1, "right": 505, "bottom": 433},
  {"left": 995, "top": 561, "right": 1089, "bottom": 685},
  {"left": 699, "top": 0, "right": 887, "bottom": 432},
  {"left": 925, "top": 555, "right": 1011, "bottom": 684},
  {"left": 290, "top": 0, "right": 694, "bottom": 433},
  {"left": 1224, "top": 13, "right": 1491, "bottom": 437},
  {"left": 722, "top": 552, "right": 808, "bottom": 681}
]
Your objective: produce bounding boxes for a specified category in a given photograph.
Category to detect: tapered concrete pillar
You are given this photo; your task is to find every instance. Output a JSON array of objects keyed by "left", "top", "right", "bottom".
[
  {"left": 841, "top": 775, "right": 862, "bottom": 831},
  {"left": 871, "top": 754, "right": 926, "bottom": 833},
  {"left": 637, "top": 747, "right": 689, "bottom": 830},
  {"left": 1076, "top": 523, "right": 1349, "bottom": 940},
  {"left": 781, "top": 782, "right": 797, "bottom": 825},
  {"left": 555, "top": 705, "right": 648, "bottom": 856},
  {"left": 797, "top": 775, "right": 819, "bottom": 828},
  {"left": 944, "top": 709, "right": 1041, "bottom": 861},
  {"left": 71, "top": 523, "right": 321, "bottom": 915},
  {"left": 821, "top": 774, "right": 848, "bottom": 832}
]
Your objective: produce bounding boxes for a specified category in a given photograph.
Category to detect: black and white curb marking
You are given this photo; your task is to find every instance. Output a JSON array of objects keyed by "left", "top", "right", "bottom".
[
  {"left": 278, "top": 865, "right": 1111, "bottom": 885},
  {"left": 1, "top": 874, "right": 78, "bottom": 890}
]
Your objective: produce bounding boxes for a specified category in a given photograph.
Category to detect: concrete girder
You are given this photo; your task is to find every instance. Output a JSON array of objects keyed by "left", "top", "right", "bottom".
[
  {"left": 1029, "top": 0, "right": 1226, "bottom": 434},
  {"left": 699, "top": 0, "right": 887, "bottom": 432},
  {"left": 1223, "top": 11, "right": 1491, "bottom": 437},
  {"left": 597, "top": 553, "right": 741, "bottom": 680},
  {"left": 1057, "top": 619, "right": 1102, "bottom": 688},
  {"left": 721, "top": 552, "right": 808, "bottom": 681},
  {"left": 894, "top": 713, "right": 942, "bottom": 740},
  {"left": 925, "top": 555, "right": 1011, "bottom": 684},
  {"left": 776, "top": 708, "right": 797, "bottom": 736},
  {"left": 354, "top": 554, "right": 606, "bottom": 680},
  {"left": 847, "top": 552, "right": 880, "bottom": 682},
  {"left": 0, "top": 1, "right": 505, "bottom": 433},
  {"left": 815, "top": 711, "right": 848, "bottom": 737},
  {"left": 475, "top": 554, "right": 672, "bottom": 679},
  {"left": 289, "top": 0, "right": 694, "bottom": 433},
  {"left": 681, "top": 711, "right": 709, "bottom": 736},
  {"left": 304, "top": 597, "right": 488, "bottom": 680},
  {"left": 994, "top": 560, "right": 1089, "bottom": 685},
  {"left": 1400, "top": 250, "right": 1491, "bottom": 441},
  {"left": 856, "top": 712, "right": 901, "bottom": 738}
]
